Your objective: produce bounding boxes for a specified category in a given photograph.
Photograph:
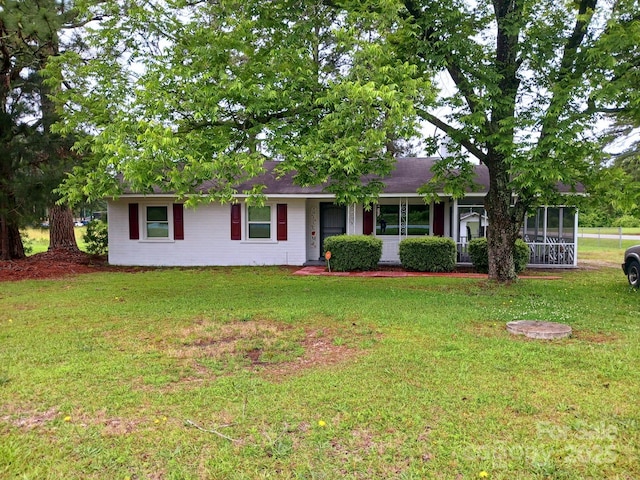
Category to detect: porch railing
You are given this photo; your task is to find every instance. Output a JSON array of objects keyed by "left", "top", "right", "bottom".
[{"left": 456, "top": 241, "right": 576, "bottom": 267}]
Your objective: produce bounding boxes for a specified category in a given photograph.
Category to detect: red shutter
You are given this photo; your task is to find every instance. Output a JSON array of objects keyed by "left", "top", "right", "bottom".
[
  {"left": 231, "top": 203, "right": 241, "bottom": 240},
  {"left": 277, "top": 204, "right": 287, "bottom": 241},
  {"left": 173, "top": 204, "right": 184, "bottom": 240},
  {"left": 433, "top": 202, "right": 445, "bottom": 236},
  {"left": 363, "top": 207, "right": 374, "bottom": 235},
  {"left": 128, "top": 203, "right": 139, "bottom": 240}
]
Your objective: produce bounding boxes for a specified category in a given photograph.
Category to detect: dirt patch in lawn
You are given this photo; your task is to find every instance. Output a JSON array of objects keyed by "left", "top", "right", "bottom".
[
  {"left": 1, "top": 406, "right": 60, "bottom": 430},
  {"left": 161, "top": 319, "right": 379, "bottom": 382}
]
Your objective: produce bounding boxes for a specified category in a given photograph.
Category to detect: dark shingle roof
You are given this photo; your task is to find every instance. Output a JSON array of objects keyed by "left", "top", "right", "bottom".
[
  {"left": 233, "top": 157, "right": 490, "bottom": 196},
  {"left": 135, "top": 157, "right": 581, "bottom": 196}
]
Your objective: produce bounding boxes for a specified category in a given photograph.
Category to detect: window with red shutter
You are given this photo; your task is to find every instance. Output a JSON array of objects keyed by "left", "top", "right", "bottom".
[
  {"left": 363, "top": 207, "right": 373, "bottom": 235},
  {"left": 231, "top": 203, "right": 241, "bottom": 240},
  {"left": 173, "top": 204, "right": 184, "bottom": 240},
  {"left": 128, "top": 203, "right": 139, "bottom": 240},
  {"left": 277, "top": 204, "right": 287, "bottom": 241}
]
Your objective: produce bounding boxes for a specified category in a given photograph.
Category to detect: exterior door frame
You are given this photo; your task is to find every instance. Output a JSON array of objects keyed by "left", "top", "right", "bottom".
[{"left": 319, "top": 203, "right": 346, "bottom": 258}]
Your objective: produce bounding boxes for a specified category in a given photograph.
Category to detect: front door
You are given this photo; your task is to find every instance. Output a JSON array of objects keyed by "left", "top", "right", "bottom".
[{"left": 320, "top": 203, "right": 346, "bottom": 257}]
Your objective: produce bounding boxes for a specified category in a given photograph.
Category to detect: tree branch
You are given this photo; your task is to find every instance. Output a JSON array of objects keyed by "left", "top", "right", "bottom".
[
  {"left": 61, "top": 16, "right": 105, "bottom": 30},
  {"left": 417, "top": 108, "right": 488, "bottom": 163}
]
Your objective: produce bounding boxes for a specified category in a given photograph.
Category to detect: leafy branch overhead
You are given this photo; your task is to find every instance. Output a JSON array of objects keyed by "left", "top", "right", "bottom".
[
  {"left": 47, "top": 0, "right": 640, "bottom": 280},
  {"left": 49, "top": 0, "right": 433, "bottom": 206}
]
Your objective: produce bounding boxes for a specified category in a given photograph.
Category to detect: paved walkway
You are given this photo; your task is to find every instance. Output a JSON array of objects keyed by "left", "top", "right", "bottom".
[{"left": 294, "top": 266, "right": 561, "bottom": 279}]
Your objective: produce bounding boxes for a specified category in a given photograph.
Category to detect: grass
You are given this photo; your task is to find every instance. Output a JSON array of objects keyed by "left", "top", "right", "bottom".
[
  {"left": 1, "top": 263, "right": 639, "bottom": 478},
  {"left": 21, "top": 227, "right": 87, "bottom": 254},
  {"left": 579, "top": 227, "right": 640, "bottom": 236}
]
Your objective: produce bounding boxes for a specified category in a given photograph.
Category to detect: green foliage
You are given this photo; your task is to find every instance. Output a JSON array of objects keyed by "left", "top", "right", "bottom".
[
  {"left": 49, "top": 0, "right": 432, "bottom": 207},
  {"left": 468, "top": 238, "right": 490, "bottom": 273},
  {"left": 469, "top": 238, "right": 530, "bottom": 274},
  {"left": 47, "top": 0, "right": 640, "bottom": 281},
  {"left": 0, "top": 0, "right": 84, "bottom": 259},
  {"left": 577, "top": 208, "right": 616, "bottom": 228},
  {"left": 612, "top": 215, "right": 640, "bottom": 228},
  {"left": 323, "top": 234, "right": 382, "bottom": 271},
  {"left": 82, "top": 220, "right": 108, "bottom": 255},
  {"left": 398, "top": 237, "right": 456, "bottom": 272},
  {"left": 514, "top": 239, "right": 531, "bottom": 274},
  {"left": 20, "top": 232, "right": 34, "bottom": 256}
]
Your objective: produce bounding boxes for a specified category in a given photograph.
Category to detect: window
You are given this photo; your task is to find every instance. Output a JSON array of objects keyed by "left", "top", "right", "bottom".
[
  {"left": 377, "top": 205, "right": 399, "bottom": 235},
  {"left": 248, "top": 205, "right": 271, "bottom": 239},
  {"left": 376, "top": 203, "right": 430, "bottom": 236},
  {"left": 408, "top": 204, "right": 429, "bottom": 235},
  {"left": 459, "top": 206, "right": 487, "bottom": 242},
  {"left": 146, "top": 206, "right": 169, "bottom": 238}
]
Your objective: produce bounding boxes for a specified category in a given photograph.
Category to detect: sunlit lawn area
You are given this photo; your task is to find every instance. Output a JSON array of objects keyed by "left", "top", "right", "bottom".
[
  {"left": 21, "top": 227, "right": 87, "bottom": 254},
  {"left": 1, "top": 258, "right": 639, "bottom": 478}
]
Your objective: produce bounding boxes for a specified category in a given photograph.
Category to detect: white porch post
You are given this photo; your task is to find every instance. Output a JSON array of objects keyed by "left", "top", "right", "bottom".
[
  {"left": 573, "top": 208, "right": 579, "bottom": 267},
  {"left": 400, "top": 198, "right": 408, "bottom": 238},
  {"left": 452, "top": 199, "right": 459, "bottom": 242},
  {"left": 347, "top": 204, "right": 357, "bottom": 235}
]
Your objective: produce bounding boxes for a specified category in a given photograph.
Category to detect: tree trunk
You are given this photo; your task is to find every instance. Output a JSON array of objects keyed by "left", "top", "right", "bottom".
[
  {"left": 484, "top": 158, "right": 522, "bottom": 282},
  {"left": 48, "top": 204, "right": 80, "bottom": 252},
  {"left": 0, "top": 214, "right": 25, "bottom": 260},
  {"left": 0, "top": 155, "right": 25, "bottom": 260}
]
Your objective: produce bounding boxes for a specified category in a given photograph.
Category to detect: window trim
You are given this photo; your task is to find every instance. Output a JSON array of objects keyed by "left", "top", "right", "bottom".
[
  {"left": 375, "top": 201, "right": 431, "bottom": 237},
  {"left": 141, "top": 204, "right": 174, "bottom": 242},
  {"left": 246, "top": 204, "right": 274, "bottom": 241}
]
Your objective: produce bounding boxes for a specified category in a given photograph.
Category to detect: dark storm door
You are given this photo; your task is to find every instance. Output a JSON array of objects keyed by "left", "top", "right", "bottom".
[{"left": 319, "top": 203, "right": 346, "bottom": 258}]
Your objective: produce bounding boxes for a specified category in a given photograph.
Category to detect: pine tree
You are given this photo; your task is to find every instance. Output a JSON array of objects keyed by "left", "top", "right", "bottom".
[{"left": 0, "top": 0, "right": 82, "bottom": 259}]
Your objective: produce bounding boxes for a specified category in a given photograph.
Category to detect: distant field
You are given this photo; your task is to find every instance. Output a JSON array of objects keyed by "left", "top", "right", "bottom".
[
  {"left": 578, "top": 227, "right": 640, "bottom": 236},
  {"left": 21, "top": 227, "right": 87, "bottom": 254}
]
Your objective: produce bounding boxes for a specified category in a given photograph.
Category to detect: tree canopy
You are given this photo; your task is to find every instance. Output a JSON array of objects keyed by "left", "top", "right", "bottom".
[
  {"left": 51, "top": 0, "right": 433, "bottom": 207},
  {"left": 0, "top": 0, "right": 84, "bottom": 259},
  {"left": 50, "top": 0, "right": 640, "bottom": 280}
]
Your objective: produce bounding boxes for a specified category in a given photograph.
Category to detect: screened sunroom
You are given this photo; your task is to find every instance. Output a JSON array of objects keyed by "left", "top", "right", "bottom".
[{"left": 454, "top": 198, "right": 578, "bottom": 267}]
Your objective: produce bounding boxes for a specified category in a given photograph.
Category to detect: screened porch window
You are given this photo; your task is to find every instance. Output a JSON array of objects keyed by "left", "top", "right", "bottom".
[
  {"left": 523, "top": 207, "right": 575, "bottom": 242},
  {"left": 376, "top": 205, "right": 399, "bottom": 235},
  {"left": 407, "top": 204, "right": 429, "bottom": 235},
  {"left": 376, "top": 203, "right": 429, "bottom": 235},
  {"left": 458, "top": 203, "right": 487, "bottom": 243}
]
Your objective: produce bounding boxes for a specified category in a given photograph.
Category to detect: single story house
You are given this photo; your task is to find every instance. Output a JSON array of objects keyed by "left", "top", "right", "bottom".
[{"left": 107, "top": 157, "right": 579, "bottom": 267}]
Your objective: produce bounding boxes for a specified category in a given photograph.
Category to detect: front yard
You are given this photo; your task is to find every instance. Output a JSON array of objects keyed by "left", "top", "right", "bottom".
[{"left": 0, "top": 264, "right": 638, "bottom": 478}]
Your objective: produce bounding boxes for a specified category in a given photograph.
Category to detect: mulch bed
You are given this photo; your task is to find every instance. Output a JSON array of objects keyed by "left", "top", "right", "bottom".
[
  {"left": 0, "top": 250, "right": 562, "bottom": 282},
  {"left": 0, "top": 249, "right": 113, "bottom": 282}
]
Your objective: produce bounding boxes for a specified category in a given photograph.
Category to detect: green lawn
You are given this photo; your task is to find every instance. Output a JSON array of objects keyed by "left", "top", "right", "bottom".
[
  {"left": 1, "top": 265, "right": 638, "bottom": 479},
  {"left": 21, "top": 227, "right": 87, "bottom": 254}
]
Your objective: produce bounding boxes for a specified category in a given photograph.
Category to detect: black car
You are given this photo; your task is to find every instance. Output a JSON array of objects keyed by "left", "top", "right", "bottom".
[{"left": 622, "top": 245, "right": 640, "bottom": 287}]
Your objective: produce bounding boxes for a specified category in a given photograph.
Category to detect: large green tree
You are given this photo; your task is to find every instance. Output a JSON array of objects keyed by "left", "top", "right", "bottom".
[
  {"left": 51, "top": 0, "right": 640, "bottom": 280},
  {"left": 50, "top": 0, "right": 433, "bottom": 207},
  {"left": 403, "top": 0, "right": 640, "bottom": 280},
  {"left": 0, "top": 0, "right": 84, "bottom": 259}
]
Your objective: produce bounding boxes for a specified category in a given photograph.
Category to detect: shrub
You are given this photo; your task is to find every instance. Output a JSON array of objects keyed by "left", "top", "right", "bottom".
[
  {"left": 399, "top": 237, "right": 456, "bottom": 272},
  {"left": 514, "top": 239, "right": 531, "bottom": 273},
  {"left": 468, "top": 237, "right": 530, "bottom": 274},
  {"left": 323, "top": 234, "right": 382, "bottom": 271},
  {"left": 83, "top": 220, "right": 109, "bottom": 255},
  {"left": 612, "top": 215, "right": 640, "bottom": 228},
  {"left": 21, "top": 232, "right": 34, "bottom": 255}
]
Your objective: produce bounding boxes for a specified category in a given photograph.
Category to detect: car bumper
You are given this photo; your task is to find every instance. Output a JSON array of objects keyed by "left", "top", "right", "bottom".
[{"left": 623, "top": 263, "right": 628, "bottom": 275}]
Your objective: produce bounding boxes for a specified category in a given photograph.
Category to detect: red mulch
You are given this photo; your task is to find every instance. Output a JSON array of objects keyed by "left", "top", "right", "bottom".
[
  {"left": 0, "top": 251, "right": 562, "bottom": 282},
  {"left": 0, "top": 249, "right": 114, "bottom": 282}
]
